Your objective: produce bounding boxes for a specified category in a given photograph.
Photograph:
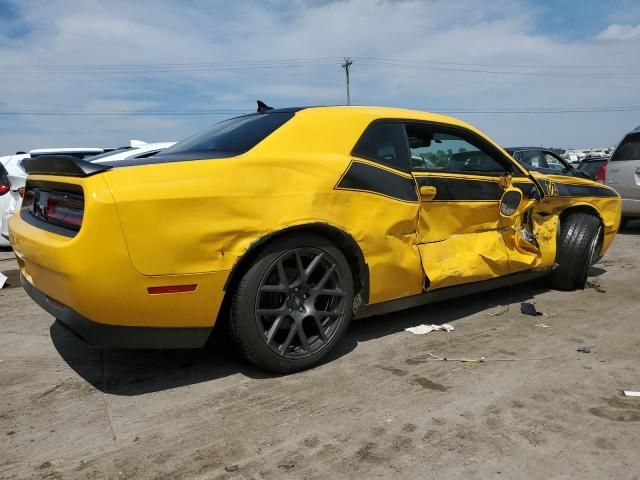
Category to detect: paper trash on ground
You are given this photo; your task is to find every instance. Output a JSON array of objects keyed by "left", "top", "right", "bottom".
[
  {"left": 405, "top": 324, "right": 454, "bottom": 335},
  {"left": 623, "top": 391, "right": 640, "bottom": 397},
  {"left": 0, "top": 273, "right": 7, "bottom": 289}
]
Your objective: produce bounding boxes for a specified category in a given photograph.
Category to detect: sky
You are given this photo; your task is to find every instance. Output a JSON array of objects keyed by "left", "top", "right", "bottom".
[{"left": 0, "top": 0, "right": 639, "bottom": 152}]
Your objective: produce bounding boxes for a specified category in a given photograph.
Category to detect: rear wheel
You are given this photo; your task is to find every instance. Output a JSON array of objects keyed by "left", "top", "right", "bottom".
[
  {"left": 230, "top": 234, "right": 354, "bottom": 373},
  {"left": 549, "top": 212, "right": 601, "bottom": 290}
]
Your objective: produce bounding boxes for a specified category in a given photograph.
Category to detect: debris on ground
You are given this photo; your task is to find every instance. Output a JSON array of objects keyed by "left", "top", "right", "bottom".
[
  {"left": 586, "top": 281, "right": 606, "bottom": 293},
  {"left": 487, "top": 304, "right": 510, "bottom": 316},
  {"left": 423, "top": 352, "right": 562, "bottom": 363},
  {"left": 0, "top": 272, "right": 7, "bottom": 289},
  {"left": 278, "top": 463, "right": 295, "bottom": 470},
  {"left": 521, "top": 302, "right": 542, "bottom": 316},
  {"left": 224, "top": 464, "right": 239, "bottom": 472},
  {"left": 533, "top": 323, "right": 550, "bottom": 328},
  {"left": 623, "top": 391, "right": 640, "bottom": 397},
  {"left": 577, "top": 346, "right": 591, "bottom": 353},
  {"left": 405, "top": 324, "right": 454, "bottom": 335}
]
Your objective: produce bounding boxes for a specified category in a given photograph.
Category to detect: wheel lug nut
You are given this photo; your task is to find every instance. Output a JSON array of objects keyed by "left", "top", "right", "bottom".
[
  {"left": 288, "top": 308, "right": 293, "bottom": 313},
  {"left": 294, "top": 287, "right": 299, "bottom": 292},
  {"left": 298, "top": 307, "right": 305, "bottom": 312},
  {"left": 303, "top": 294, "right": 308, "bottom": 299}
]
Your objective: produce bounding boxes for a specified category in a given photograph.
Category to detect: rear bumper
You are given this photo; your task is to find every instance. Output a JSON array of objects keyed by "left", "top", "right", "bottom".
[
  {"left": 1, "top": 210, "right": 10, "bottom": 244},
  {"left": 22, "top": 273, "right": 212, "bottom": 349},
  {"left": 621, "top": 198, "right": 640, "bottom": 217}
]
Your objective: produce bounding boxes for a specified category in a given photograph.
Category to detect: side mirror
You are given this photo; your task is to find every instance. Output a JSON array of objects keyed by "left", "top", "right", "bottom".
[{"left": 500, "top": 188, "right": 523, "bottom": 216}]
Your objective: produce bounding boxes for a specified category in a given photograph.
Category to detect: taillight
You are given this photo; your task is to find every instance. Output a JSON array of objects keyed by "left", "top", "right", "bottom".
[
  {"left": 22, "top": 189, "right": 34, "bottom": 208},
  {"left": 596, "top": 162, "right": 607, "bottom": 184},
  {"left": 46, "top": 192, "right": 83, "bottom": 229},
  {"left": 17, "top": 187, "right": 25, "bottom": 198},
  {"left": 0, "top": 184, "right": 8, "bottom": 195}
]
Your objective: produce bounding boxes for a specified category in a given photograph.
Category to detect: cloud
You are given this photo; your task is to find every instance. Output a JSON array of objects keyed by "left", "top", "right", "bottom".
[
  {"left": 597, "top": 23, "right": 640, "bottom": 41},
  {"left": 0, "top": 0, "right": 639, "bottom": 152}
]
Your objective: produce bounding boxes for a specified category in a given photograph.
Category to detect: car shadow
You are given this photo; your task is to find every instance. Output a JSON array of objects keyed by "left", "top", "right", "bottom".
[
  {"left": 51, "top": 278, "right": 555, "bottom": 396},
  {"left": 0, "top": 268, "right": 21, "bottom": 289}
]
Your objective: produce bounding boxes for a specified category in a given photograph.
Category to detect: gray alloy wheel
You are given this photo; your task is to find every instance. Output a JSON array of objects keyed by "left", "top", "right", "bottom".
[
  {"left": 230, "top": 233, "right": 354, "bottom": 373},
  {"left": 255, "top": 247, "right": 346, "bottom": 359}
]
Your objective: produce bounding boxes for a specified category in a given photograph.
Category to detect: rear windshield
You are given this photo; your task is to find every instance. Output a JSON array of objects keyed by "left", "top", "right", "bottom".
[
  {"left": 156, "top": 112, "right": 294, "bottom": 160},
  {"left": 611, "top": 132, "right": 640, "bottom": 162}
]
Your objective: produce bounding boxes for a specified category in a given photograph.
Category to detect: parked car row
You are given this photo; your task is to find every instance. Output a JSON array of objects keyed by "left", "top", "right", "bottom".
[
  {"left": 0, "top": 141, "right": 174, "bottom": 245},
  {"left": 503, "top": 128, "right": 640, "bottom": 227}
]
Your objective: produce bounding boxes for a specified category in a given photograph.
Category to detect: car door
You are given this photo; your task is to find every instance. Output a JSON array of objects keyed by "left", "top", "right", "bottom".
[
  {"left": 606, "top": 130, "right": 640, "bottom": 214},
  {"left": 405, "top": 122, "right": 515, "bottom": 290}
]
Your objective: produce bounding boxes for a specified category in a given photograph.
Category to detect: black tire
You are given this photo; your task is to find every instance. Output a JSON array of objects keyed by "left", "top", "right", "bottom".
[
  {"left": 230, "top": 233, "right": 354, "bottom": 373},
  {"left": 549, "top": 212, "right": 602, "bottom": 290}
]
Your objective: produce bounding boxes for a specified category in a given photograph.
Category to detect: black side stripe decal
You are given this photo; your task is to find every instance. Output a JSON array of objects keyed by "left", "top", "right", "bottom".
[
  {"left": 336, "top": 161, "right": 418, "bottom": 202},
  {"left": 556, "top": 183, "right": 619, "bottom": 198},
  {"left": 415, "top": 176, "right": 502, "bottom": 201},
  {"left": 513, "top": 182, "right": 537, "bottom": 199}
]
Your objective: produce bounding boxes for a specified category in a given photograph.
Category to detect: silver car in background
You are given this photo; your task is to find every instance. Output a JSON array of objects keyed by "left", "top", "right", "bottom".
[{"left": 605, "top": 126, "right": 640, "bottom": 227}]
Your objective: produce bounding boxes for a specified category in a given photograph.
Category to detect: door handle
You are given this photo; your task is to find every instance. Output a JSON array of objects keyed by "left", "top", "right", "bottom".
[{"left": 419, "top": 185, "right": 437, "bottom": 201}]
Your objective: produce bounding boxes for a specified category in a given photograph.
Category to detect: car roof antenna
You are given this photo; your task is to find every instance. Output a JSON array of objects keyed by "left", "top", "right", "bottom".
[{"left": 257, "top": 100, "right": 274, "bottom": 113}]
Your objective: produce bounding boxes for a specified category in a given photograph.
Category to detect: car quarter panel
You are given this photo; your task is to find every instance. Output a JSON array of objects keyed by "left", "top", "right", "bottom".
[
  {"left": 9, "top": 174, "right": 225, "bottom": 328},
  {"left": 532, "top": 173, "right": 621, "bottom": 255},
  {"left": 104, "top": 108, "right": 426, "bottom": 305}
]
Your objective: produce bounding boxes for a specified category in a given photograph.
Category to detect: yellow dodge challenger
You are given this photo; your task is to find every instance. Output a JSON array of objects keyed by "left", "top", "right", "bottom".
[{"left": 9, "top": 105, "right": 621, "bottom": 372}]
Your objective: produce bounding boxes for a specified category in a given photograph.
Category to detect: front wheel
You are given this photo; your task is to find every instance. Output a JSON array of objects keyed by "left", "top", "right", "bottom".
[
  {"left": 230, "top": 234, "right": 354, "bottom": 373},
  {"left": 549, "top": 212, "right": 601, "bottom": 290}
]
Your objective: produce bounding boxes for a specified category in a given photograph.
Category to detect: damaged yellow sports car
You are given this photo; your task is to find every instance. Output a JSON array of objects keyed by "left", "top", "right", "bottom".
[{"left": 10, "top": 106, "right": 621, "bottom": 372}]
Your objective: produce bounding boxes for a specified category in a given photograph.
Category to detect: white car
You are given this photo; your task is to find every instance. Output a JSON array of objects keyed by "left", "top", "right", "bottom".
[
  {"left": 86, "top": 141, "right": 175, "bottom": 164},
  {"left": 605, "top": 126, "right": 640, "bottom": 226},
  {"left": 0, "top": 142, "right": 174, "bottom": 244},
  {"left": 1, "top": 148, "right": 105, "bottom": 245}
]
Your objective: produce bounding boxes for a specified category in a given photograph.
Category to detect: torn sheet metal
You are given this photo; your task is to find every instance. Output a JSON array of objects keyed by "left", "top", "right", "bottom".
[
  {"left": 419, "top": 230, "right": 509, "bottom": 290},
  {"left": 405, "top": 323, "right": 454, "bottom": 335}
]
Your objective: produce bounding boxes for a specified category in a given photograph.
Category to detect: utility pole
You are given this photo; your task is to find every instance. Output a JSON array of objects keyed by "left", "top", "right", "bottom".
[{"left": 342, "top": 57, "right": 353, "bottom": 105}]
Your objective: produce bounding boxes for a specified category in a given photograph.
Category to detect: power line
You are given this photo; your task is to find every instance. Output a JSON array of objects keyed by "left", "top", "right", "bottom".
[
  {"left": 5, "top": 56, "right": 639, "bottom": 71},
  {"left": 2, "top": 106, "right": 640, "bottom": 116},
  {"left": 355, "top": 59, "right": 640, "bottom": 79},
  {"left": 353, "top": 56, "right": 640, "bottom": 71},
  {"left": 358, "top": 69, "right": 639, "bottom": 90}
]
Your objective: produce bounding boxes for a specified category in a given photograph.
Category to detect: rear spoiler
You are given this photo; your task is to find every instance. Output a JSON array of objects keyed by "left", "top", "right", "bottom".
[{"left": 21, "top": 155, "right": 112, "bottom": 177}]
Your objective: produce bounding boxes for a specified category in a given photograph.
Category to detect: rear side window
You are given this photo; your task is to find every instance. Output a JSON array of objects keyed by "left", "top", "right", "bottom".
[
  {"left": 158, "top": 112, "right": 294, "bottom": 160},
  {"left": 611, "top": 132, "right": 640, "bottom": 162},
  {"left": 352, "top": 122, "right": 410, "bottom": 171},
  {"left": 406, "top": 124, "right": 508, "bottom": 174}
]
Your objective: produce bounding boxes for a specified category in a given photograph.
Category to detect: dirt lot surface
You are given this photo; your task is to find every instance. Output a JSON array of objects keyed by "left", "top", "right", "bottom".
[{"left": 1, "top": 223, "right": 640, "bottom": 480}]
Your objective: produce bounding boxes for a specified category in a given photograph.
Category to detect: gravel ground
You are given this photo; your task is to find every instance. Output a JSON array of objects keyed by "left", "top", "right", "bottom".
[{"left": 1, "top": 222, "right": 639, "bottom": 480}]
